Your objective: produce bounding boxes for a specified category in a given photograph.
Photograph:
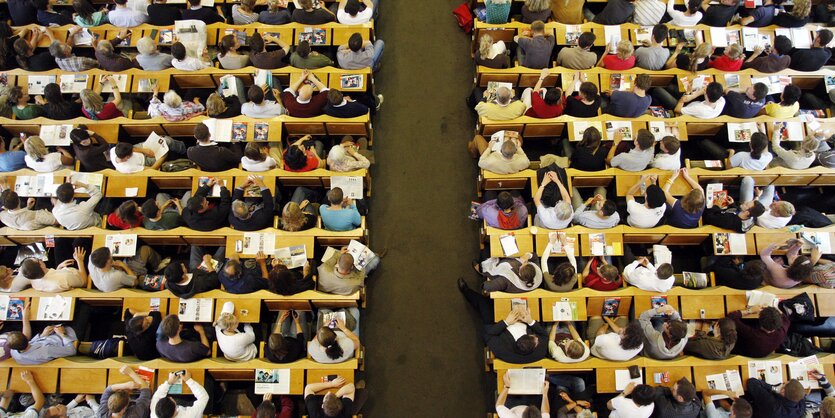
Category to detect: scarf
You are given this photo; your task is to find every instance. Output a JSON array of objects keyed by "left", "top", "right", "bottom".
[{"left": 497, "top": 209, "right": 521, "bottom": 229}]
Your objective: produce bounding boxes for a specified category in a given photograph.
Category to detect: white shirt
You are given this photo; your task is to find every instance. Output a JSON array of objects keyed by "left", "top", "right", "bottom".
[
  {"left": 667, "top": 0, "right": 703, "bottom": 26},
  {"left": 627, "top": 199, "right": 666, "bottom": 228},
  {"left": 681, "top": 97, "right": 725, "bottom": 119},
  {"left": 110, "top": 148, "right": 146, "bottom": 173},
  {"left": 757, "top": 212, "right": 792, "bottom": 229},
  {"left": 0, "top": 208, "right": 56, "bottom": 231},
  {"left": 52, "top": 186, "right": 102, "bottom": 230},
  {"left": 30, "top": 268, "right": 85, "bottom": 292},
  {"left": 0, "top": 273, "right": 31, "bottom": 293},
  {"left": 496, "top": 406, "right": 550, "bottom": 418},
  {"left": 171, "top": 57, "right": 212, "bottom": 71},
  {"left": 241, "top": 156, "right": 277, "bottom": 172},
  {"left": 651, "top": 150, "right": 681, "bottom": 170},
  {"left": 241, "top": 101, "right": 286, "bottom": 118},
  {"left": 215, "top": 324, "right": 257, "bottom": 361},
  {"left": 24, "top": 153, "right": 64, "bottom": 172},
  {"left": 88, "top": 262, "right": 136, "bottom": 292},
  {"left": 337, "top": 6, "right": 372, "bottom": 24},
  {"left": 730, "top": 151, "right": 773, "bottom": 171},
  {"left": 107, "top": 7, "right": 147, "bottom": 27},
  {"left": 307, "top": 330, "right": 355, "bottom": 363},
  {"left": 590, "top": 332, "right": 643, "bottom": 361},
  {"left": 150, "top": 380, "right": 209, "bottom": 418},
  {"left": 548, "top": 340, "right": 590, "bottom": 363},
  {"left": 534, "top": 204, "right": 572, "bottom": 230},
  {"left": 623, "top": 260, "right": 674, "bottom": 292},
  {"left": 609, "top": 395, "right": 654, "bottom": 418}
]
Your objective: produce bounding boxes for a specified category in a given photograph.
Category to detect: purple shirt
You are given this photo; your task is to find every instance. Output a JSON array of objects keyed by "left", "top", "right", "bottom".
[{"left": 476, "top": 197, "right": 528, "bottom": 229}]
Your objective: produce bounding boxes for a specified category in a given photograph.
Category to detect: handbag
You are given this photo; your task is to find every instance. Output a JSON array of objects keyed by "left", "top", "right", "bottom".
[
  {"left": 453, "top": 3, "right": 474, "bottom": 33},
  {"left": 779, "top": 292, "right": 815, "bottom": 322}
]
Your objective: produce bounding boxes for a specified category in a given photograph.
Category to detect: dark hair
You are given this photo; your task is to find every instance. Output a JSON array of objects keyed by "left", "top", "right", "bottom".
[
  {"left": 160, "top": 314, "right": 180, "bottom": 338},
  {"left": 127, "top": 316, "right": 147, "bottom": 336},
  {"left": 652, "top": 24, "right": 668, "bottom": 43},
  {"left": 44, "top": 83, "right": 66, "bottom": 105},
  {"left": 674, "top": 378, "right": 696, "bottom": 402},
  {"left": 247, "top": 85, "right": 265, "bottom": 104},
  {"left": 344, "top": 0, "right": 360, "bottom": 15},
  {"left": 747, "top": 201, "right": 766, "bottom": 218},
  {"left": 116, "top": 201, "right": 140, "bottom": 226},
  {"left": 114, "top": 142, "right": 133, "bottom": 159},
  {"left": 187, "top": 195, "right": 205, "bottom": 213},
  {"left": 496, "top": 191, "right": 514, "bottom": 210},
  {"left": 634, "top": 74, "right": 651, "bottom": 91},
  {"left": 20, "top": 258, "right": 44, "bottom": 280},
  {"left": 579, "top": 127, "right": 601, "bottom": 152},
  {"left": 255, "top": 400, "right": 276, "bottom": 418},
  {"left": 656, "top": 263, "right": 673, "bottom": 280},
  {"left": 2, "top": 191, "right": 18, "bottom": 210},
  {"left": 284, "top": 146, "right": 308, "bottom": 170},
  {"left": 759, "top": 306, "right": 783, "bottom": 332},
  {"left": 327, "top": 188, "right": 343, "bottom": 205},
  {"left": 171, "top": 42, "right": 186, "bottom": 60},
  {"left": 244, "top": 143, "right": 264, "bottom": 161},
  {"left": 348, "top": 33, "right": 363, "bottom": 52},
  {"left": 318, "top": 327, "right": 344, "bottom": 360},
  {"left": 632, "top": 384, "right": 656, "bottom": 406},
  {"left": 6, "top": 331, "right": 28, "bottom": 351},
  {"left": 267, "top": 333, "right": 289, "bottom": 359},
  {"left": 552, "top": 262, "right": 576, "bottom": 286},
  {"left": 194, "top": 124, "right": 211, "bottom": 141},
  {"left": 70, "top": 128, "right": 92, "bottom": 146},
  {"left": 267, "top": 268, "right": 298, "bottom": 295},
  {"left": 661, "top": 136, "right": 680, "bottom": 155},
  {"left": 73, "top": 0, "right": 96, "bottom": 21},
  {"left": 620, "top": 320, "right": 643, "bottom": 349},
  {"left": 224, "top": 258, "right": 242, "bottom": 277},
  {"left": 706, "top": 82, "right": 724, "bottom": 102},
  {"left": 56, "top": 183, "right": 75, "bottom": 204},
  {"left": 717, "top": 317, "right": 738, "bottom": 347},
  {"left": 163, "top": 262, "right": 186, "bottom": 284},
  {"left": 749, "top": 132, "right": 768, "bottom": 159},
  {"left": 578, "top": 32, "right": 596, "bottom": 49},
  {"left": 733, "top": 398, "right": 753, "bottom": 418},
  {"left": 787, "top": 256, "right": 813, "bottom": 281},
  {"left": 7, "top": 86, "right": 23, "bottom": 107},
  {"left": 187, "top": 0, "right": 200, "bottom": 6},
  {"left": 740, "top": 260, "right": 766, "bottom": 287},
  {"left": 218, "top": 34, "right": 236, "bottom": 58},
  {"left": 296, "top": 40, "right": 311, "bottom": 58},
  {"left": 516, "top": 334, "right": 538, "bottom": 354},
  {"left": 645, "top": 185, "right": 665, "bottom": 208},
  {"left": 248, "top": 32, "right": 265, "bottom": 53},
  {"left": 782, "top": 85, "right": 801, "bottom": 106},
  {"left": 13, "top": 38, "right": 31, "bottom": 69},
  {"left": 328, "top": 89, "right": 344, "bottom": 106},
  {"left": 0, "top": 22, "right": 11, "bottom": 70},
  {"left": 636, "top": 129, "right": 654, "bottom": 150},
  {"left": 154, "top": 397, "right": 176, "bottom": 418},
  {"left": 666, "top": 320, "right": 688, "bottom": 347},
  {"left": 29, "top": 0, "right": 48, "bottom": 10},
  {"left": 601, "top": 200, "right": 617, "bottom": 216},
  {"left": 686, "top": 0, "right": 700, "bottom": 12},
  {"left": 544, "top": 88, "right": 562, "bottom": 106},
  {"left": 774, "top": 35, "right": 793, "bottom": 55},
  {"left": 752, "top": 83, "right": 768, "bottom": 101},
  {"left": 90, "top": 247, "right": 111, "bottom": 268},
  {"left": 140, "top": 199, "right": 160, "bottom": 219},
  {"left": 819, "top": 29, "right": 834, "bottom": 47},
  {"left": 578, "top": 82, "right": 598, "bottom": 101}
]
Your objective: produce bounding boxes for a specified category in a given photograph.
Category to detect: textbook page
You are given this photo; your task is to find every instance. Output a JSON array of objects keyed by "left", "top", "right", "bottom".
[
  {"left": 507, "top": 368, "right": 546, "bottom": 395},
  {"left": 177, "top": 298, "right": 213, "bottom": 322}
]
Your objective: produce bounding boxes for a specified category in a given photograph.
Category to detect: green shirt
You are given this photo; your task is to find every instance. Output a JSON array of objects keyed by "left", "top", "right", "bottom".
[
  {"left": 289, "top": 52, "right": 334, "bottom": 69},
  {"left": 13, "top": 105, "right": 44, "bottom": 120},
  {"left": 143, "top": 211, "right": 182, "bottom": 230},
  {"left": 74, "top": 11, "right": 109, "bottom": 27}
]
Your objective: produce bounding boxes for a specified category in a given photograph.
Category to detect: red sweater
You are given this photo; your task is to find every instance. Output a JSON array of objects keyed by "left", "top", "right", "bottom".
[
  {"left": 601, "top": 54, "right": 636, "bottom": 70},
  {"left": 709, "top": 55, "right": 743, "bottom": 71}
]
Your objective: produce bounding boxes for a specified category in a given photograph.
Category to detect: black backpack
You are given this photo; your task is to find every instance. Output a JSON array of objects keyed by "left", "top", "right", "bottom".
[{"left": 160, "top": 159, "right": 197, "bottom": 172}]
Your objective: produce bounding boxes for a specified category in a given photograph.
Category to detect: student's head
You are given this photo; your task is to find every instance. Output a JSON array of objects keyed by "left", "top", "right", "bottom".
[
  {"left": 747, "top": 82, "right": 768, "bottom": 102},
  {"left": 96, "top": 39, "right": 117, "bottom": 58},
  {"left": 327, "top": 187, "right": 344, "bottom": 206},
  {"left": 725, "top": 43, "right": 743, "bottom": 60},
  {"left": 90, "top": 247, "right": 113, "bottom": 269},
  {"left": 206, "top": 93, "right": 227, "bottom": 117},
  {"left": 656, "top": 263, "right": 673, "bottom": 281},
  {"left": 821, "top": 397, "right": 835, "bottom": 418},
  {"left": 787, "top": 255, "right": 813, "bottom": 281},
  {"left": 80, "top": 88, "right": 104, "bottom": 113},
  {"left": 644, "top": 24, "right": 667, "bottom": 45},
  {"left": 322, "top": 392, "right": 343, "bottom": 417},
  {"left": 248, "top": 32, "right": 265, "bottom": 53},
  {"left": 519, "top": 406, "right": 541, "bottom": 418},
  {"left": 660, "top": 136, "right": 679, "bottom": 156},
  {"left": 554, "top": 201, "right": 573, "bottom": 222},
  {"left": 516, "top": 334, "right": 540, "bottom": 355},
  {"left": 790, "top": 0, "right": 811, "bottom": 18},
  {"left": 688, "top": 43, "right": 712, "bottom": 72},
  {"left": 671, "top": 378, "right": 696, "bottom": 404},
  {"left": 232, "top": 199, "right": 253, "bottom": 220},
  {"left": 187, "top": 0, "right": 201, "bottom": 6},
  {"left": 739, "top": 259, "right": 766, "bottom": 287},
  {"left": 530, "top": 20, "right": 545, "bottom": 35},
  {"left": 218, "top": 34, "right": 237, "bottom": 57},
  {"left": 348, "top": 33, "right": 364, "bottom": 52},
  {"left": 248, "top": 84, "right": 268, "bottom": 105},
  {"left": 758, "top": 306, "right": 783, "bottom": 332},
  {"left": 634, "top": 74, "right": 651, "bottom": 92},
  {"left": 681, "top": 189, "right": 704, "bottom": 214},
  {"left": 6, "top": 331, "right": 28, "bottom": 351},
  {"left": 578, "top": 81, "right": 598, "bottom": 102},
  {"left": 598, "top": 263, "right": 620, "bottom": 283},
  {"left": 635, "top": 129, "right": 654, "bottom": 151},
  {"left": 770, "top": 201, "right": 795, "bottom": 218},
  {"left": 137, "top": 36, "right": 158, "bottom": 55},
  {"left": 255, "top": 400, "right": 276, "bottom": 418},
  {"left": 114, "top": 142, "right": 134, "bottom": 161},
  {"left": 615, "top": 40, "right": 634, "bottom": 60},
  {"left": 544, "top": 87, "right": 562, "bottom": 106},
  {"left": 817, "top": 29, "right": 834, "bottom": 48},
  {"left": 280, "top": 201, "right": 307, "bottom": 231},
  {"left": 2, "top": 190, "right": 19, "bottom": 210},
  {"left": 645, "top": 184, "right": 665, "bottom": 209},
  {"left": 106, "top": 391, "right": 130, "bottom": 415},
  {"left": 113, "top": 0, "right": 128, "bottom": 5},
  {"left": 267, "top": 332, "right": 290, "bottom": 359},
  {"left": 578, "top": 32, "right": 595, "bottom": 49},
  {"left": 496, "top": 87, "right": 512, "bottom": 106},
  {"left": 558, "top": 338, "right": 586, "bottom": 360},
  {"left": 163, "top": 90, "right": 183, "bottom": 109},
  {"left": 705, "top": 82, "right": 723, "bottom": 103},
  {"left": 749, "top": 132, "right": 768, "bottom": 159},
  {"left": 70, "top": 128, "right": 93, "bottom": 147},
  {"left": 299, "top": 0, "right": 313, "bottom": 9},
  {"left": 222, "top": 258, "right": 242, "bottom": 280},
  {"left": 499, "top": 140, "right": 518, "bottom": 160},
  {"left": 739, "top": 200, "right": 765, "bottom": 219},
  {"left": 23, "top": 135, "right": 48, "bottom": 161},
  {"left": 579, "top": 127, "right": 601, "bottom": 150},
  {"left": 164, "top": 262, "right": 187, "bottom": 284},
  {"left": 686, "top": 0, "right": 700, "bottom": 12},
  {"left": 516, "top": 263, "right": 537, "bottom": 288},
  {"left": 496, "top": 191, "right": 515, "bottom": 211},
  {"left": 619, "top": 320, "right": 643, "bottom": 350},
  {"left": 317, "top": 327, "right": 344, "bottom": 360},
  {"left": 525, "top": 0, "right": 551, "bottom": 12},
  {"left": 0, "top": 266, "right": 14, "bottom": 290},
  {"left": 783, "top": 379, "right": 805, "bottom": 402},
  {"left": 336, "top": 253, "right": 355, "bottom": 275},
  {"left": 160, "top": 314, "right": 182, "bottom": 338},
  {"left": 664, "top": 319, "right": 687, "bottom": 346},
  {"left": 13, "top": 38, "right": 33, "bottom": 68},
  {"left": 298, "top": 84, "right": 315, "bottom": 102},
  {"left": 781, "top": 85, "right": 801, "bottom": 106},
  {"left": 213, "top": 308, "right": 238, "bottom": 331},
  {"left": 631, "top": 384, "right": 656, "bottom": 406},
  {"left": 244, "top": 142, "right": 266, "bottom": 163},
  {"left": 239, "top": 0, "right": 255, "bottom": 10},
  {"left": 296, "top": 40, "right": 311, "bottom": 58},
  {"left": 344, "top": 0, "right": 361, "bottom": 15},
  {"left": 44, "top": 83, "right": 65, "bottom": 104},
  {"left": 551, "top": 261, "right": 576, "bottom": 287},
  {"left": 127, "top": 314, "right": 155, "bottom": 336},
  {"left": 154, "top": 397, "right": 177, "bottom": 418},
  {"left": 774, "top": 35, "right": 793, "bottom": 55},
  {"left": 194, "top": 123, "right": 211, "bottom": 143},
  {"left": 170, "top": 42, "right": 186, "bottom": 60},
  {"left": 478, "top": 34, "right": 495, "bottom": 58},
  {"left": 20, "top": 258, "right": 46, "bottom": 280},
  {"left": 56, "top": 183, "right": 75, "bottom": 204},
  {"left": 717, "top": 317, "right": 738, "bottom": 347},
  {"left": 328, "top": 89, "right": 345, "bottom": 106},
  {"left": 43, "top": 403, "right": 69, "bottom": 418}
]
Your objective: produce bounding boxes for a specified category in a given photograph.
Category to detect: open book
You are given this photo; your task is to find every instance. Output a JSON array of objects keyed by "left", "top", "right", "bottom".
[
  {"left": 704, "top": 370, "right": 744, "bottom": 400},
  {"left": 714, "top": 233, "right": 748, "bottom": 255},
  {"left": 751, "top": 75, "right": 791, "bottom": 96},
  {"left": 241, "top": 232, "right": 276, "bottom": 255},
  {"left": 36, "top": 295, "right": 72, "bottom": 321},
  {"left": 59, "top": 74, "right": 88, "bottom": 94},
  {"left": 775, "top": 28, "right": 812, "bottom": 49},
  {"left": 615, "top": 369, "right": 643, "bottom": 391},
  {"left": 197, "top": 177, "right": 228, "bottom": 197},
  {"left": 605, "top": 121, "right": 632, "bottom": 141},
  {"left": 485, "top": 81, "right": 513, "bottom": 103},
  {"left": 652, "top": 245, "right": 672, "bottom": 266},
  {"left": 15, "top": 175, "right": 59, "bottom": 197},
  {"left": 28, "top": 75, "right": 56, "bottom": 95},
  {"left": 800, "top": 232, "right": 832, "bottom": 253},
  {"left": 202, "top": 118, "right": 238, "bottom": 142},
  {"left": 102, "top": 74, "right": 129, "bottom": 93},
  {"left": 105, "top": 234, "right": 138, "bottom": 257},
  {"left": 274, "top": 245, "right": 307, "bottom": 269},
  {"left": 499, "top": 234, "right": 519, "bottom": 257},
  {"left": 507, "top": 368, "right": 546, "bottom": 395},
  {"left": 254, "top": 369, "right": 291, "bottom": 395},
  {"left": 748, "top": 360, "right": 784, "bottom": 385},
  {"left": 552, "top": 299, "right": 578, "bottom": 321},
  {"left": 571, "top": 121, "right": 604, "bottom": 141},
  {"left": 727, "top": 122, "right": 758, "bottom": 143},
  {"left": 70, "top": 172, "right": 104, "bottom": 194},
  {"left": 746, "top": 290, "right": 779, "bottom": 308},
  {"left": 177, "top": 298, "right": 213, "bottom": 322},
  {"left": 331, "top": 176, "right": 364, "bottom": 200},
  {"left": 347, "top": 240, "right": 376, "bottom": 270},
  {"left": 741, "top": 27, "right": 772, "bottom": 51},
  {"left": 39, "top": 124, "right": 73, "bottom": 146},
  {"left": 143, "top": 132, "right": 170, "bottom": 161},
  {"left": 788, "top": 355, "right": 823, "bottom": 389}
]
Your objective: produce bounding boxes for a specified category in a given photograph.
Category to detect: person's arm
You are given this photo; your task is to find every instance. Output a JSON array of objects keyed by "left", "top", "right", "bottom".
[
  {"left": 194, "top": 324, "right": 210, "bottom": 348},
  {"left": 746, "top": 46, "right": 764, "bottom": 63},
  {"left": 665, "top": 43, "right": 685, "bottom": 69},
  {"left": 608, "top": 382, "right": 637, "bottom": 411},
  {"left": 540, "top": 241, "right": 552, "bottom": 275},
  {"left": 336, "top": 319, "right": 360, "bottom": 348},
  {"left": 307, "top": 73, "right": 328, "bottom": 92},
  {"left": 150, "top": 376, "right": 171, "bottom": 413},
  {"left": 568, "top": 323, "right": 582, "bottom": 342},
  {"left": 625, "top": 175, "right": 646, "bottom": 201},
  {"left": 20, "top": 371, "right": 44, "bottom": 411},
  {"left": 304, "top": 377, "right": 345, "bottom": 397},
  {"left": 604, "top": 316, "right": 623, "bottom": 333},
  {"left": 540, "top": 381, "right": 550, "bottom": 414},
  {"left": 73, "top": 247, "right": 87, "bottom": 287},
  {"left": 21, "top": 299, "right": 31, "bottom": 339},
  {"left": 287, "top": 71, "right": 308, "bottom": 94},
  {"left": 185, "top": 375, "right": 210, "bottom": 413},
  {"left": 662, "top": 169, "right": 681, "bottom": 206},
  {"left": 496, "top": 372, "right": 511, "bottom": 409},
  {"left": 335, "top": 382, "right": 355, "bottom": 400},
  {"left": 533, "top": 68, "right": 548, "bottom": 92},
  {"left": 58, "top": 148, "right": 74, "bottom": 166},
  {"left": 605, "top": 128, "right": 623, "bottom": 165},
  {"left": 533, "top": 175, "right": 552, "bottom": 207}
]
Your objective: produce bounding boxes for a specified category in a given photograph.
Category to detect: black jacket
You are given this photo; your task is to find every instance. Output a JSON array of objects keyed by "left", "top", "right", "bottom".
[
  {"left": 747, "top": 378, "right": 805, "bottom": 418},
  {"left": 650, "top": 387, "right": 702, "bottom": 418},
  {"left": 183, "top": 185, "right": 231, "bottom": 231},
  {"left": 702, "top": 206, "right": 746, "bottom": 232},
  {"left": 180, "top": 6, "right": 225, "bottom": 24},
  {"left": 187, "top": 142, "right": 242, "bottom": 172},
  {"left": 167, "top": 268, "right": 220, "bottom": 299},
  {"left": 710, "top": 257, "right": 762, "bottom": 290},
  {"left": 485, "top": 320, "right": 549, "bottom": 364},
  {"left": 229, "top": 188, "right": 274, "bottom": 231}
]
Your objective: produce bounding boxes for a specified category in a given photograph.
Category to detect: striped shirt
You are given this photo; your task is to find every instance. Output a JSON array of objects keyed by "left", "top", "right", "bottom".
[
  {"left": 55, "top": 55, "right": 98, "bottom": 72},
  {"left": 633, "top": 0, "right": 667, "bottom": 25}
]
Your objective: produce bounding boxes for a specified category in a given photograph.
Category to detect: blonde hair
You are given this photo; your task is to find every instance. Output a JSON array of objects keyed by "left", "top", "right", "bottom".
[
  {"left": 799, "top": 136, "right": 819, "bottom": 157},
  {"left": 689, "top": 43, "right": 712, "bottom": 73},
  {"left": 23, "top": 136, "right": 48, "bottom": 160},
  {"left": 791, "top": 0, "right": 811, "bottom": 19},
  {"left": 213, "top": 312, "right": 237, "bottom": 330},
  {"left": 280, "top": 201, "right": 308, "bottom": 231},
  {"left": 525, "top": 0, "right": 551, "bottom": 12},
  {"left": 725, "top": 43, "right": 743, "bottom": 60},
  {"left": 821, "top": 397, "right": 835, "bottom": 418},
  {"left": 773, "top": 201, "right": 796, "bottom": 218},
  {"left": 206, "top": 93, "right": 227, "bottom": 117},
  {"left": 616, "top": 40, "right": 634, "bottom": 60},
  {"left": 267, "top": 0, "right": 282, "bottom": 10},
  {"left": 80, "top": 89, "right": 104, "bottom": 113},
  {"left": 240, "top": 0, "right": 255, "bottom": 11},
  {"left": 136, "top": 36, "right": 156, "bottom": 55},
  {"left": 478, "top": 34, "right": 494, "bottom": 59},
  {"left": 163, "top": 90, "right": 182, "bottom": 108}
]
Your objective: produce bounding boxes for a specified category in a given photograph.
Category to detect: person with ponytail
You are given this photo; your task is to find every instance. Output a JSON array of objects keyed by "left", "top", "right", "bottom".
[
  {"left": 213, "top": 301, "right": 257, "bottom": 361},
  {"left": 540, "top": 233, "right": 578, "bottom": 292},
  {"left": 475, "top": 250, "right": 544, "bottom": 293},
  {"left": 13, "top": 26, "right": 58, "bottom": 71},
  {"left": 73, "top": 0, "right": 108, "bottom": 27},
  {"left": 217, "top": 34, "right": 250, "bottom": 70},
  {"left": 665, "top": 41, "right": 712, "bottom": 73},
  {"left": 638, "top": 305, "right": 689, "bottom": 360},
  {"left": 684, "top": 317, "right": 737, "bottom": 359},
  {"left": 729, "top": 131, "right": 773, "bottom": 171},
  {"left": 308, "top": 311, "right": 359, "bottom": 363},
  {"left": 266, "top": 310, "right": 308, "bottom": 363}
]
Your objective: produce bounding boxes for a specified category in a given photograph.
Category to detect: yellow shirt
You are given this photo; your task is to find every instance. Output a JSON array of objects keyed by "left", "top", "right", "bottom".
[
  {"left": 764, "top": 102, "right": 799, "bottom": 119},
  {"left": 475, "top": 101, "right": 527, "bottom": 121}
]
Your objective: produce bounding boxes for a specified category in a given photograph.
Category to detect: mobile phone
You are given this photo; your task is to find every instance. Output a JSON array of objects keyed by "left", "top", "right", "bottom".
[
  {"left": 324, "top": 374, "right": 337, "bottom": 382},
  {"left": 174, "top": 370, "right": 185, "bottom": 377},
  {"left": 150, "top": 29, "right": 158, "bottom": 40}
]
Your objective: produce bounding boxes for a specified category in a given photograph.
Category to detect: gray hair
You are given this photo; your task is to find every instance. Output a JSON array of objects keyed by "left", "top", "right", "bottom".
[
  {"left": 231, "top": 200, "right": 250, "bottom": 219},
  {"left": 555, "top": 201, "right": 573, "bottom": 221},
  {"left": 48, "top": 41, "right": 69, "bottom": 59},
  {"left": 496, "top": 87, "right": 512, "bottom": 105},
  {"left": 327, "top": 144, "right": 348, "bottom": 162},
  {"left": 136, "top": 37, "right": 157, "bottom": 55},
  {"left": 96, "top": 40, "right": 116, "bottom": 57},
  {"left": 163, "top": 90, "right": 182, "bottom": 108},
  {"left": 500, "top": 140, "right": 517, "bottom": 159}
]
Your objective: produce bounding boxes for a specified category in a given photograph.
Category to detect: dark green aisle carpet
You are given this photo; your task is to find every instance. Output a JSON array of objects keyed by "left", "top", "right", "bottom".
[{"left": 361, "top": 1, "right": 492, "bottom": 415}]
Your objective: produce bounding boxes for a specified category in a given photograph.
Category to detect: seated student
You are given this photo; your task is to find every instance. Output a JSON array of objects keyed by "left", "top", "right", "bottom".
[
  {"left": 259, "top": 0, "right": 291, "bottom": 23},
  {"left": 651, "top": 136, "right": 682, "bottom": 170},
  {"left": 478, "top": 251, "right": 544, "bottom": 294},
  {"left": 325, "top": 89, "right": 371, "bottom": 118},
  {"left": 19, "top": 248, "right": 86, "bottom": 292},
  {"left": 249, "top": 33, "right": 290, "bottom": 69},
  {"left": 141, "top": 194, "right": 183, "bottom": 230},
  {"left": 290, "top": 40, "right": 334, "bottom": 69},
  {"left": 281, "top": 199, "right": 318, "bottom": 232},
  {"left": 98, "top": 366, "right": 152, "bottom": 418},
  {"left": 23, "top": 136, "right": 72, "bottom": 172},
  {"left": 80, "top": 85, "right": 124, "bottom": 121},
  {"left": 743, "top": 35, "right": 792, "bottom": 73},
  {"left": 338, "top": 0, "right": 373, "bottom": 23},
  {"left": 327, "top": 136, "right": 371, "bottom": 172},
  {"left": 282, "top": 73, "right": 329, "bottom": 118},
  {"left": 460, "top": 278, "right": 548, "bottom": 363},
  {"left": 181, "top": 0, "right": 224, "bottom": 21},
  {"left": 522, "top": 69, "right": 564, "bottom": 118},
  {"left": 283, "top": 135, "right": 326, "bottom": 172},
  {"left": 549, "top": 322, "right": 590, "bottom": 363},
  {"left": 268, "top": 259, "right": 315, "bottom": 296},
  {"left": 772, "top": 130, "right": 818, "bottom": 170},
  {"left": 740, "top": 177, "right": 795, "bottom": 229},
  {"left": 700, "top": 0, "right": 738, "bottom": 26},
  {"left": 107, "top": 0, "right": 146, "bottom": 26},
  {"left": 709, "top": 43, "right": 745, "bottom": 71},
  {"left": 0, "top": 265, "right": 29, "bottom": 293},
  {"left": 738, "top": 0, "right": 778, "bottom": 26},
  {"left": 110, "top": 141, "right": 164, "bottom": 173},
  {"left": 639, "top": 305, "right": 688, "bottom": 359},
  {"left": 89, "top": 245, "right": 166, "bottom": 292},
  {"left": 95, "top": 34, "right": 138, "bottom": 72},
  {"left": 0, "top": 191, "right": 56, "bottom": 230},
  {"left": 170, "top": 42, "right": 212, "bottom": 71},
  {"left": 607, "top": 128, "right": 654, "bottom": 172},
  {"left": 598, "top": 40, "right": 636, "bottom": 70},
  {"left": 156, "top": 315, "right": 211, "bottom": 362},
  {"left": 661, "top": 168, "right": 705, "bottom": 229},
  {"left": 626, "top": 178, "right": 667, "bottom": 228},
  {"left": 0, "top": 139, "right": 26, "bottom": 172},
  {"left": 800, "top": 245, "right": 835, "bottom": 289},
  {"left": 229, "top": 177, "right": 274, "bottom": 231},
  {"left": 213, "top": 302, "right": 256, "bottom": 362},
  {"left": 216, "top": 35, "right": 250, "bottom": 70},
  {"left": 747, "top": 378, "right": 806, "bottom": 418},
  {"left": 723, "top": 83, "right": 768, "bottom": 118},
  {"left": 651, "top": 378, "right": 701, "bottom": 418},
  {"left": 729, "top": 132, "right": 772, "bottom": 170},
  {"left": 667, "top": 0, "right": 703, "bottom": 26},
  {"left": 8, "top": 316, "right": 77, "bottom": 364},
  {"left": 789, "top": 29, "right": 833, "bottom": 71},
  {"left": 53, "top": 181, "right": 101, "bottom": 230},
  {"left": 539, "top": 234, "right": 578, "bottom": 292},
  {"left": 709, "top": 257, "right": 766, "bottom": 289},
  {"left": 38, "top": 83, "right": 83, "bottom": 119},
  {"left": 702, "top": 391, "right": 753, "bottom": 418},
  {"left": 69, "top": 128, "right": 112, "bottom": 172},
  {"left": 232, "top": 0, "right": 258, "bottom": 23},
  {"left": 474, "top": 86, "right": 527, "bottom": 120},
  {"left": 319, "top": 187, "right": 362, "bottom": 231},
  {"left": 303, "top": 378, "right": 356, "bottom": 418},
  {"left": 635, "top": 24, "right": 670, "bottom": 71},
  {"left": 50, "top": 35, "right": 99, "bottom": 72},
  {"left": 13, "top": 27, "right": 57, "bottom": 71},
  {"left": 292, "top": 0, "right": 335, "bottom": 23},
  {"left": 607, "top": 382, "right": 656, "bottom": 418},
  {"left": 309, "top": 315, "right": 359, "bottom": 364},
  {"left": 188, "top": 125, "right": 243, "bottom": 172},
  {"left": 470, "top": 131, "right": 530, "bottom": 175},
  {"left": 605, "top": 74, "right": 652, "bottom": 117},
  {"left": 774, "top": 0, "right": 811, "bottom": 27},
  {"left": 684, "top": 317, "right": 737, "bottom": 359},
  {"left": 151, "top": 370, "right": 210, "bottom": 418},
  {"left": 135, "top": 36, "right": 173, "bottom": 71},
  {"left": 32, "top": 0, "right": 71, "bottom": 25},
  {"left": 484, "top": 0, "right": 511, "bottom": 23},
  {"left": 8, "top": 86, "right": 44, "bottom": 120},
  {"left": 317, "top": 248, "right": 368, "bottom": 296},
  {"left": 568, "top": 127, "right": 607, "bottom": 171},
  {"left": 241, "top": 143, "right": 278, "bottom": 172},
  {"left": 43, "top": 393, "right": 100, "bottom": 418},
  {"left": 556, "top": 32, "right": 597, "bottom": 70},
  {"left": 267, "top": 310, "right": 308, "bottom": 363},
  {"left": 476, "top": 191, "right": 528, "bottom": 230},
  {"left": 760, "top": 240, "right": 813, "bottom": 289},
  {"left": 182, "top": 179, "right": 232, "bottom": 231},
  {"left": 582, "top": 256, "right": 623, "bottom": 290},
  {"left": 475, "top": 35, "right": 510, "bottom": 69},
  {"left": 164, "top": 256, "right": 221, "bottom": 299},
  {"left": 587, "top": 315, "right": 644, "bottom": 360},
  {"left": 591, "top": 0, "right": 635, "bottom": 24},
  {"left": 624, "top": 255, "right": 674, "bottom": 292},
  {"left": 728, "top": 305, "right": 789, "bottom": 357},
  {"left": 123, "top": 307, "right": 162, "bottom": 360},
  {"left": 534, "top": 170, "right": 573, "bottom": 230},
  {"left": 218, "top": 253, "right": 268, "bottom": 294},
  {"left": 573, "top": 193, "right": 620, "bottom": 229},
  {"left": 761, "top": 84, "right": 801, "bottom": 118},
  {"left": 207, "top": 92, "right": 242, "bottom": 118},
  {"left": 665, "top": 42, "right": 711, "bottom": 72},
  {"left": 146, "top": 0, "right": 177, "bottom": 25},
  {"left": 496, "top": 372, "right": 550, "bottom": 418},
  {"left": 675, "top": 82, "right": 726, "bottom": 119},
  {"left": 242, "top": 85, "right": 286, "bottom": 118},
  {"left": 513, "top": 20, "right": 555, "bottom": 69}
]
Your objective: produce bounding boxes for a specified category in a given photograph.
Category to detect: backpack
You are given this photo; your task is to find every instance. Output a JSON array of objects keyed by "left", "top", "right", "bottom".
[
  {"left": 777, "top": 332, "right": 821, "bottom": 357},
  {"left": 160, "top": 158, "right": 197, "bottom": 172},
  {"left": 818, "top": 150, "right": 835, "bottom": 168},
  {"left": 453, "top": 3, "right": 474, "bottom": 33}
]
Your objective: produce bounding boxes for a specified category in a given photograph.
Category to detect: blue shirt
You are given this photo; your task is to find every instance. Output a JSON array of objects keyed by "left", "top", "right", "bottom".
[
  {"left": 747, "top": 5, "right": 775, "bottom": 26},
  {"left": 0, "top": 151, "right": 26, "bottom": 172},
  {"left": 11, "top": 327, "right": 77, "bottom": 364},
  {"left": 722, "top": 91, "right": 765, "bottom": 119},
  {"left": 607, "top": 91, "right": 652, "bottom": 118},
  {"left": 319, "top": 204, "right": 361, "bottom": 231},
  {"left": 667, "top": 199, "right": 704, "bottom": 229},
  {"left": 218, "top": 265, "right": 268, "bottom": 294}
]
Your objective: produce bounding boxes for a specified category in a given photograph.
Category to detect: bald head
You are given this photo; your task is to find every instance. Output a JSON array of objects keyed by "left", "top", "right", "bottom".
[
  {"left": 299, "top": 84, "right": 314, "bottom": 101},
  {"left": 500, "top": 141, "right": 517, "bottom": 159},
  {"left": 337, "top": 253, "right": 354, "bottom": 274},
  {"left": 496, "top": 87, "right": 512, "bottom": 105}
]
